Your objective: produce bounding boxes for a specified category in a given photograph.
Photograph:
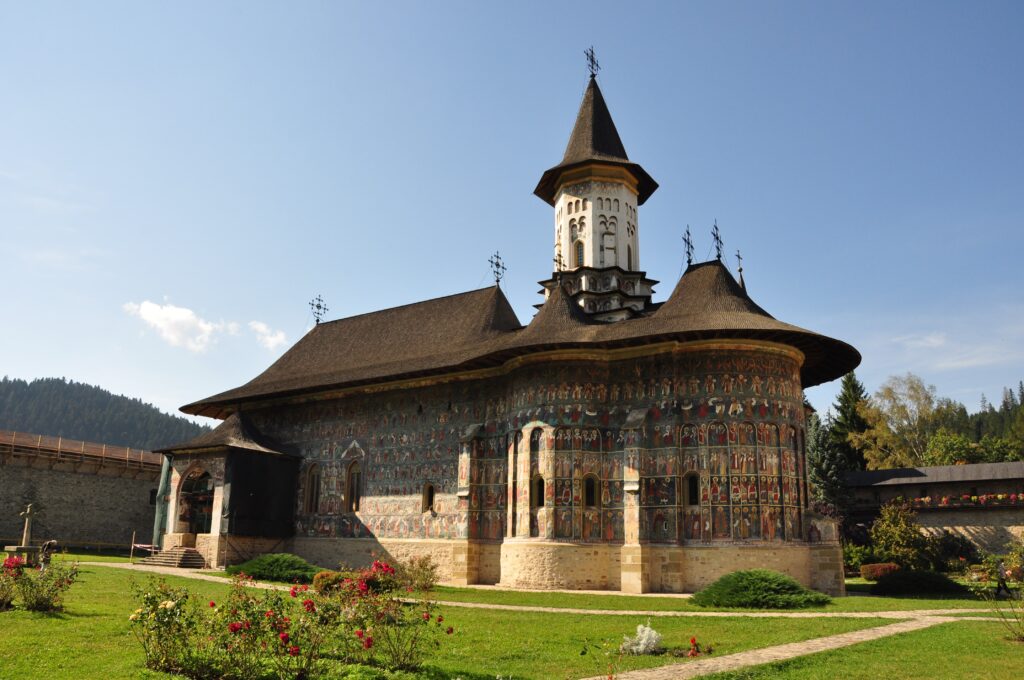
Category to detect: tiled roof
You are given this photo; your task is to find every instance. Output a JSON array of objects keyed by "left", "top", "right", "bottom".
[
  {"left": 845, "top": 461, "right": 1024, "bottom": 487},
  {"left": 156, "top": 412, "right": 294, "bottom": 456}
]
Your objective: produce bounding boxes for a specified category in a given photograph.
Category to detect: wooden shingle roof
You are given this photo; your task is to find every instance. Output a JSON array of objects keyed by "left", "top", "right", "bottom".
[
  {"left": 182, "top": 261, "right": 860, "bottom": 419},
  {"left": 534, "top": 77, "right": 658, "bottom": 206}
]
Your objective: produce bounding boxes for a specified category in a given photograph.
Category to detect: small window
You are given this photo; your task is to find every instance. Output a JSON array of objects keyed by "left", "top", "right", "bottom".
[
  {"left": 575, "top": 199, "right": 581, "bottom": 212},
  {"left": 422, "top": 482, "right": 436, "bottom": 513},
  {"left": 567, "top": 201, "right": 574, "bottom": 215},
  {"left": 149, "top": 488, "right": 158, "bottom": 506},
  {"left": 686, "top": 475, "right": 699, "bottom": 506},
  {"left": 613, "top": 198, "right": 619, "bottom": 211},
  {"left": 531, "top": 475, "right": 545, "bottom": 508},
  {"left": 530, "top": 428, "right": 542, "bottom": 454},
  {"left": 582, "top": 198, "right": 588, "bottom": 210},
  {"left": 584, "top": 475, "right": 599, "bottom": 508},
  {"left": 627, "top": 244, "right": 633, "bottom": 270},
  {"left": 305, "top": 463, "right": 321, "bottom": 514},
  {"left": 345, "top": 461, "right": 362, "bottom": 512},
  {"left": 574, "top": 240, "right": 585, "bottom": 268}
]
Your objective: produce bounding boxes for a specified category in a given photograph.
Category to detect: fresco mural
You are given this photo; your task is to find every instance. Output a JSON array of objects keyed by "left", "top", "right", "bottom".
[{"left": 248, "top": 347, "right": 809, "bottom": 546}]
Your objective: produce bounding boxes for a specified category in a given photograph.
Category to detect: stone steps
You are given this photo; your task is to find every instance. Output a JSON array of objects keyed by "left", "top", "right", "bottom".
[{"left": 140, "top": 546, "right": 207, "bottom": 569}]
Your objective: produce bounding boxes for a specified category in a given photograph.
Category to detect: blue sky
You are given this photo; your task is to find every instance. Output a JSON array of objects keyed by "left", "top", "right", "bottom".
[{"left": 2, "top": 1, "right": 1022, "bottom": 425}]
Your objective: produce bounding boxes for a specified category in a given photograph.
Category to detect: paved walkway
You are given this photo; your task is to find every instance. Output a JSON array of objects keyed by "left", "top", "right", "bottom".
[{"left": 90, "top": 562, "right": 999, "bottom": 679}]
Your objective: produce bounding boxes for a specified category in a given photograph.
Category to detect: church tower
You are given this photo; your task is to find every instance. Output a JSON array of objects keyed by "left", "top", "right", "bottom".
[{"left": 534, "top": 73, "right": 659, "bottom": 322}]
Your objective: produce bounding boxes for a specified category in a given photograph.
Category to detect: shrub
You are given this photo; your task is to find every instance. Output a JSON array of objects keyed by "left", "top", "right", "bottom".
[
  {"left": 225, "top": 552, "right": 321, "bottom": 584},
  {"left": 16, "top": 562, "right": 79, "bottom": 612},
  {"left": 314, "top": 570, "right": 347, "bottom": 595},
  {"left": 691, "top": 569, "right": 831, "bottom": 609},
  {"left": 870, "top": 570, "right": 969, "bottom": 596},
  {"left": 869, "top": 501, "right": 931, "bottom": 570},
  {"left": 620, "top": 621, "right": 663, "bottom": 655},
  {"left": 843, "top": 543, "right": 877, "bottom": 571},
  {"left": 396, "top": 555, "right": 440, "bottom": 592},
  {"left": 930, "top": 531, "right": 980, "bottom": 569},
  {"left": 860, "top": 563, "right": 901, "bottom": 581}
]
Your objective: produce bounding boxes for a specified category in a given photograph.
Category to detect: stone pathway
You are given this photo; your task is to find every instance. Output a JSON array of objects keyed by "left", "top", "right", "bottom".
[
  {"left": 90, "top": 562, "right": 999, "bottom": 679},
  {"left": 581, "top": 616, "right": 958, "bottom": 680}
]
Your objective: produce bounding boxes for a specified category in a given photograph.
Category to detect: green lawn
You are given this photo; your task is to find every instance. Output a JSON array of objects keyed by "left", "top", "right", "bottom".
[
  {"left": 0, "top": 565, "right": 890, "bottom": 680},
  {"left": 700, "top": 621, "right": 1024, "bottom": 679},
  {"left": 418, "top": 584, "right": 993, "bottom": 613}
]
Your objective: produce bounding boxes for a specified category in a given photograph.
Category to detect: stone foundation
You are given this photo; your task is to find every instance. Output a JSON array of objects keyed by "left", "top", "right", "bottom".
[{"left": 916, "top": 508, "right": 1024, "bottom": 554}]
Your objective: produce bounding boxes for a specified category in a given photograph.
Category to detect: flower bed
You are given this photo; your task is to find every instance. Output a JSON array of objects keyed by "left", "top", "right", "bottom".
[{"left": 909, "top": 492, "right": 1024, "bottom": 509}]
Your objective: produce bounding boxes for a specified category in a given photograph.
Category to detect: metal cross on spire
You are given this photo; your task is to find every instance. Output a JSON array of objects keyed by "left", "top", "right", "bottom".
[
  {"left": 309, "top": 294, "right": 328, "bottom": 324},
  {"left": 735, "top": 249, "right": 743, "bottom": 274},
  {"left": 683, "top": 225, "right": 694, "bottom": 266},
  {"left": 488, "top": 251, "right": 507, "bottom": 286},
  {"left": 553, "top": 251, "right": 566, "bottom": 271},
  {"left": 584, "top": 46, "right": 600, "bottom": 78},
  {"left": 712, "top": 220, "right": 723, "bottom": 260}
]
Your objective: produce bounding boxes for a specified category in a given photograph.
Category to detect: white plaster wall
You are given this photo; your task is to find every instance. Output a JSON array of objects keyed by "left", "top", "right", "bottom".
[{"left": 555, "top": 181, "right": 639, "bottom": 271}]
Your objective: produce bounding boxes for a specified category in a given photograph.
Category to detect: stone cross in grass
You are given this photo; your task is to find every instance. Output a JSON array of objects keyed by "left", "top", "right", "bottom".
[{"left": 19, "top": 503, "right": 36, "bottom": 547}]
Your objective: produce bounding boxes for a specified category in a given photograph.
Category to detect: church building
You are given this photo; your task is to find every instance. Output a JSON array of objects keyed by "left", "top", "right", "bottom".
[{"left": 158, "top": 71, "right": 859, "bottom": 595}]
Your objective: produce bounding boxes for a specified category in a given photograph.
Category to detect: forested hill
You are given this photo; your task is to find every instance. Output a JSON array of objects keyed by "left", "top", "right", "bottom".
[{"left": 0, "top": 377, "right": 211, "bottom": 450}]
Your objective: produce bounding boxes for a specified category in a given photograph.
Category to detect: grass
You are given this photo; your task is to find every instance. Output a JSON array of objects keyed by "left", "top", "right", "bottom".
[
  {"left": 417, "top": 584, "right": 993, "bottom": 612},
  {"left": 699, "top": 621, "right": 1024, "bottom": 679},
  {"left": 0, "top": 565, "right": 890, "bottom": 680},
  {"left": 54, "top": 551, "right": 132, "bottom": 563}
]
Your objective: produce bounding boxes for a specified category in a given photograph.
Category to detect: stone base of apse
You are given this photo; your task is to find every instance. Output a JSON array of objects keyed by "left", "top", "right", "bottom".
[{"left": 248, "top": 535, "right": 846, "bottom": 596}]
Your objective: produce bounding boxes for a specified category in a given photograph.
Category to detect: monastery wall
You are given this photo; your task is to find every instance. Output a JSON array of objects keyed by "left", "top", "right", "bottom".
[
  {"left": 0, "top": 457, "right": 158, "bottom": 547},
  {"left": 917, "top": 508, "right": 1024, "bottom": 554}
]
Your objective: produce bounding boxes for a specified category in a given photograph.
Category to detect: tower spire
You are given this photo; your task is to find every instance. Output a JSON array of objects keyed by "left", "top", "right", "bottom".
[{"left": 736, "top": 249, "right": 746, "bottom": 292}]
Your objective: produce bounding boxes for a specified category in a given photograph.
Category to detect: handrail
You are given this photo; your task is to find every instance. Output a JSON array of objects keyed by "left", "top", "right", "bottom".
[{"left": 0, "top": 429, "right": 162, "bottom": 467}]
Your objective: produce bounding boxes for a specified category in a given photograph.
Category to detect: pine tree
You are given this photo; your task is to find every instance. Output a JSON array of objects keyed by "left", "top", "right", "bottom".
[
  {"left": 807, "top": 413, "right": 849, "bottom": 517},
  {"left": 829, "top": 372, "right": 870, "bottom": 470}
]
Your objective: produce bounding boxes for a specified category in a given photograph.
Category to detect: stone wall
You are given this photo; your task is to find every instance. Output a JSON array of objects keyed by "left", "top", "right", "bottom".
[
  {"left": 0, "top": 458, "right": 158, "bottom": 548},
  {"left": 917, "top": 508, "right": 1024, "bottom": 553}
]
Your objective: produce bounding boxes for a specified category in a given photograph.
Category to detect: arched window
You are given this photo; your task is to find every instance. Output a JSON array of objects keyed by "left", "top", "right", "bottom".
[
  {"left": 422, "top": 482, "right": 435, "bottom": 513},
  {"left": 609, "top": 216, "right": 616, "bottom": 230},
  {"left": 613, "top": 198, "right": 619, "bottom": 211},
  {"left": 575, "top": 199, "right": 581, "bottom": 212},
  {"left": 567, "top": 200, "right": 574, "bottom": 215},
  {"left": 597, "top": 197, "right": 604, "bottom": 210},
  {"left": 530, "top": 428, "right": 542, "bottom": 455},
  {"left": 584, "top": 474, "right": 599, "bottom": 508},
  {"left": 530, "top": 475, "right": 545, "bottom": 508},
  {"left": 582, "top": 198, "right": 588, "bottom": 210},
  {"left": 569, "top": 218, "right": 577, "bottom": 240},
  {"left": 686, "top": 474, "right": 700, "bottom": 506},
  {"left": 345, "top": 460, "right": 362, "bottom": 512},
  {"left": 574, "top": 240, "right": 585, "bottom": 268},
  {"left": 304, "top": 463, "right": 321, "bottom": 514},
  {"left": 627, "top": 244, "right": 633, "bottom": 270}
]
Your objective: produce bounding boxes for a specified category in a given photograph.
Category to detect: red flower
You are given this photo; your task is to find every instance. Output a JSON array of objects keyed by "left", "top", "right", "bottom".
[
  {"left": 446, "top": 626, "right": 454, "bottom": 635},
  {"left": 355, "top": 629, "right": 364, "bottom": 638},
  {"left": 279, "top": 632, "right": 290, "bottom": 644},
  {"left": 422, "top": 612, "right": 431, "bottom": 621},
  {"left": 690, "top": 637, "right": 697, "bottom": 646},
  {"left": 437, "top": 615, "right": 443, "bottom": 623},
  {"left": 265, "top": 610, "right": 275, "bottom": 618},
  {"left": 303, "top": 599, "right": 316, "bottom": 613},
  {"left": 288, "top": 645, "right": 300, "bottom": 657},
  {"left": 289, "top": 586, "right": 299, "bottom": 598},
  {"left": 363, "top": 636, "right": 374, "bottom": 649},
  {"left": 243, "top": 621, "right": 251, "bottom": 630},
  {"left": 301, "top": 584, "right": 309, "bottom": 592},
  {"left": 209, "top": 601, "right": 216, "bottom": 608},
  {"left": 228, "top": 622, "right": 243, "bottom": 634}
]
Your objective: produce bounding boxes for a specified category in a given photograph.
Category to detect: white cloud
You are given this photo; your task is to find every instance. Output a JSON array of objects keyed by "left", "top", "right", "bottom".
[
  {"left": 248, "top": 321, "right": 287, "bottom": 350},
  {"left": 123, "top": 301, "right": 230, "bottom": 353},
  {"left": 892, "top": 332, "right": 947, "bottom": 350}
]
